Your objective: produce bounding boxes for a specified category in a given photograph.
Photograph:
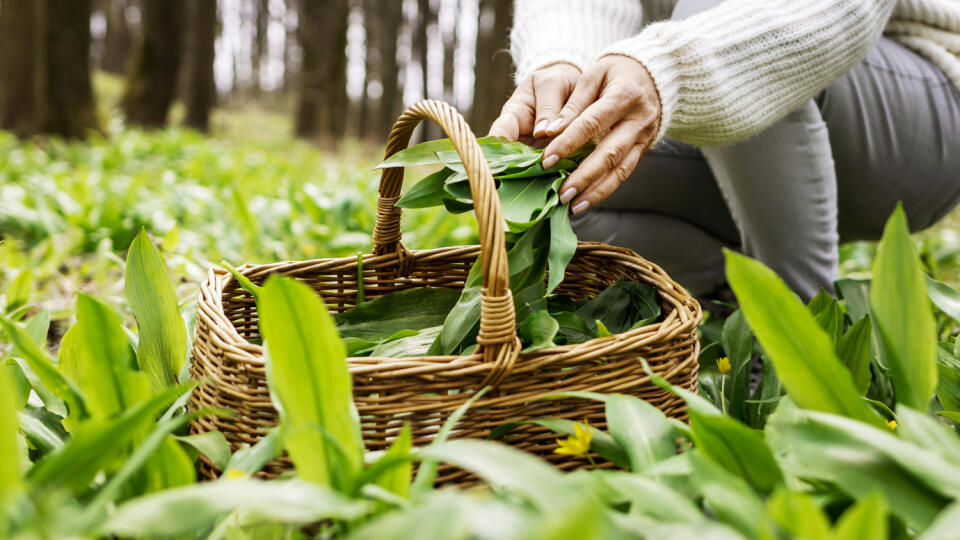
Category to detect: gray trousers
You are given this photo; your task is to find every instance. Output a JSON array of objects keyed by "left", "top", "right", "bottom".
[{"left": 573, "top": 0, "right": 960, "bottom": 300}]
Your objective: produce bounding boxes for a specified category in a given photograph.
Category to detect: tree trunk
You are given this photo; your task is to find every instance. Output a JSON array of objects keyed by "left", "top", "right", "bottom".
[
  {"left": 102, "top": 0, "right": 133, "bottom": 74},
  {"left": 252, "top": 0, "right": 268, "bottom": 94},
  {"left": 470, "top": 0, "right": 514, "bottom": 131},
  {"left": 294, "top": 0, "right": 348, "bottom": 143},
  {"left": 0, "top": 0, "right": 44, "bottom": 137},
  {"left": 442, "top": 0, "right": 458, "bottom": 104},
  {"left": 121, "top": 0, "right": 184, "bottom": 127},
  {"left": 415, "top": 0, "right": 436, "bottom": 139},
  {"left": 358, "top": 0, "right": 378, "bottom": 139},
  {"left": 44, "top": 0, "right": 101, "bottom": 138},
  {"left": 376, "top": 0, "right": 402, "bottom": 137},
  {"left": 184, "top": 0, "right": 216, "bottom": 131}
]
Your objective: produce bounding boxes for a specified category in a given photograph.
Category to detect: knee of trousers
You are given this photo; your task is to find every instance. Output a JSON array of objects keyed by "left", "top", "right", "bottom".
[{"left": 671, "top": 0, "right": 728, "bottom": 20}]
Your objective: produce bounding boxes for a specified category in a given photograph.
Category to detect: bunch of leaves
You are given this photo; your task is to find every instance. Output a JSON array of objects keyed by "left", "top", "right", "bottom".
[{"left": 376, "top": 137, "right": 603, "bottom": 355}]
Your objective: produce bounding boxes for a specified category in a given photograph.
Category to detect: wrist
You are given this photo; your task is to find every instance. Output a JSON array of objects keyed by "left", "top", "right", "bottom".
[{"left": 599, "top": 34, "right": 681, "bottom": 143}]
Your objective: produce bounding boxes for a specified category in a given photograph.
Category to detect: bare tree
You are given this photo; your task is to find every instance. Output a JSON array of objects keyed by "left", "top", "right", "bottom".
[
  {"left": 0, "top": 0, "right": 44, "bottom": 137},
  {"left": 442, "top": 0, "right": 459, "bottom": 104},
  {"left": 414, "top": 0, "right": 437, "bottom": 139},
  {"left": 470, "top": 0, "right": 514, "bottom": 131},
  {"left": 184, "top": 0, "right": 217, "bottom": 131},
  {"left": 294, "top": 0, "right": 349, "bottom": 143},
  {"left": 102, "top": 0, "right": 134, "bottom": 74},
  {"left": 251, "top": 0, "right": 269, "bottom": 94},
  {"left": 376, "top": 0, "right": 402, "bottom": 136},
  {"left": 121, "top": 0, "right": 185, "bottom": 127},
  {"left": 44, "top": 0, "right": 101, "bottom": 137}
]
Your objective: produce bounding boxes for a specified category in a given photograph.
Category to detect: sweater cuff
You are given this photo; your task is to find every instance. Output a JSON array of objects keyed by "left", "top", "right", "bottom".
[{"left": 599, "top": 29, "right": 682, "bottom": 143}]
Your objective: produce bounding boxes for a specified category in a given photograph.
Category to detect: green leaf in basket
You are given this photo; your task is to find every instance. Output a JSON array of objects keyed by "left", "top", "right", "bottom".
[
  {"left": 576, "top": 280, "right": 660, "bottom": 336},
  {"left": 375, "top": 136, "right": 532, "bottom": 168},
  {"left": 496, "top": 158, "right": 577, "bottom": 179},
  {"left": 554, "top": 312, "right": 594, "bottom": 345},
  {"left": 370, "top": 327, "right": 442, "bottom": 358},
  {"left": 258, "top": 276, "right": 363, "bottom": 491},
  {"left": 335, "top": 288, "right": 461, "bottom": 342},
  {"left": 344, "top": 329, "right": 420, "bottom": 357},
  {"left": 497, "top": 176, "right": 557, "bottom": 225},
  {"left": 547, "top": 204, "right": 577, "bottom": 295},
  {"left": 518, "top": 310, "right": 559, "bottom": 352},
  {"left": 436, "top": 142, "right": 541, "bottom": 174},
  {"left": 125, "top": 229, "right": 187, "bottom": 393},
  {"left": 441, "top": 198, "right": 474, "bottom": 214},
  {"left": 595, "top": 320, "right": 612, "bottom": 337},
  {"left": 396, "top": 169, "right": 455, "bottom": 209},
  {"left": 443, "top": 178, "right": 472, "bottom": 200}
]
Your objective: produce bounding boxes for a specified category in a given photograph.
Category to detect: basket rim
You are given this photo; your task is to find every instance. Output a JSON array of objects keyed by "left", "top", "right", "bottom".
[{"left": 195, "top": 241, "right": 702, "bottom": 373}]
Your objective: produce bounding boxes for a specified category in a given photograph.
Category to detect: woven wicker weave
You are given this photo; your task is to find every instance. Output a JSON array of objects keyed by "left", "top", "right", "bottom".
[{"left": 188, "top": 100, "right": 701, "bottom": 484}]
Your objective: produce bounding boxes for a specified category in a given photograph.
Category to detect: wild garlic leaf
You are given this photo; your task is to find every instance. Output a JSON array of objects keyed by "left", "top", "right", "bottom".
[
  {"left": 370, "top": 326, "right": 442, "bottom": 358},
  {"left": 518, "top": 310, "right": 559, "bottom": 352},
  {"left": 576, "top": 280, "right": 660, "bottom": 335},
  {"left": 335, "top": 288, "right": 461, "bottom": 341},
  {"left": 546, "top": 205, "right": 577, "bottom": 295},
  {"left": 376, "top": 136, "right": 531, "bottom": 169},
  {"left": 395, "top": 169, "right": 454, "bottom": 209}
]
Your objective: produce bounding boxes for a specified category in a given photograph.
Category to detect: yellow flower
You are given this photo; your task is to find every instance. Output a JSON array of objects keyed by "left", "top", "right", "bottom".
[
  {"left": 886, "top": 419, "right": 898, "bottom": 430},
  {"left": 223, "top": 468, "right": 247, "bottom": 480},
  {"left": 554, "top": 419, "right": 593, "bottom": 457},
  {"left": 717, "top": 356, "right": 732, "bottom": 375}
]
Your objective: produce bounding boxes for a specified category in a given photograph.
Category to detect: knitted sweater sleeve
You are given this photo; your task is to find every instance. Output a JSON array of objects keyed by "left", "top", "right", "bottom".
[
  {"left": 509, "top": 0, "right": 645, "bottom": 82},
  {"left": 600, "top": 0, "right": 897, "bottom": 145}
]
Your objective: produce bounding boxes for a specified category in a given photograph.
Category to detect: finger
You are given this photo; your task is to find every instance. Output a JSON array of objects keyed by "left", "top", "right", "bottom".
[
  {"left": 488, "top": 87, "right": 536, "bottom": 140},
  {"left": 558, "top": 120, "right": 643, "bottom": 204},
  {"left": 571, "top": 143, "right": 644, "bottom": 215},
  {"left": 544, "top": 67, "right": 604, "bottom": 137},
  {"left": 488, "top": 112, "right": 521, "bottom": 140},
  {"left": 532, "top": 80, "right": 568, "bottom": 138},
  {"left": 542, "top": 94, "right": 622, "bottom": 168}
]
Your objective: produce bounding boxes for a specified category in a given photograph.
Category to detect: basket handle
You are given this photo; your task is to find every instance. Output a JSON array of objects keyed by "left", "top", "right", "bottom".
[{"left": 372, "top": 99, "right": 520, "bottom": 388}]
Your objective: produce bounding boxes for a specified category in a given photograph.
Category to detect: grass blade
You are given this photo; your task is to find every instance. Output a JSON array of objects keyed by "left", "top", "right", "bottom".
[
  {"left": 258, "top": 276, "right": 363, "bottom": 491},
  {"left": 100, "top": 479, "right": 371, "bottom": 537},
  {"left": 724, "top": 250, "right": 882, "bottom": 427},
  {"left": 125, "top": 230, "right": 187, "bottom": 392},
  {"left": 870, "top": 205, "right": 938, "bottom": 410}
]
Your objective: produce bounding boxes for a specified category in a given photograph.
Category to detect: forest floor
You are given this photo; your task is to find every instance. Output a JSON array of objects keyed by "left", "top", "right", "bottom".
[{"left": 3, "top": 72, "right": 960, "bottom": 343}]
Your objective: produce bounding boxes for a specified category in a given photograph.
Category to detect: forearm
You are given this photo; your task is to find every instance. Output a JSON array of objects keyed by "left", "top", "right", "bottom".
[
  {"left": 601, "top": 0, "right": 897, "bottom": 145},
  {"left": 510, "top": 0, "right": 644, "bottom": 82}
]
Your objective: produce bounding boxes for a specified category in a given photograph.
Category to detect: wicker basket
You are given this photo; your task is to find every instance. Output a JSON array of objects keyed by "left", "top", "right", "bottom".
[{"left": 188, "top": 99, "right": 701, "bottom": 484}]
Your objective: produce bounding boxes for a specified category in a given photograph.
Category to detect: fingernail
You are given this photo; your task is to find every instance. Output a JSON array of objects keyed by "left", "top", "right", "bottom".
[
  {"left": 534, "top": 119, "right": 548, "bottom": 134},
  {"left": 572, "top": 200, "right": 590, "bottom": 214},
  {"left": 541, "top": 153, "right": 559, "bottom": 169},
  {"left": 547, "top": 117, "right": 564, "bottom": 132},
  {"left": 560, "top": 187, "right": 577, "bottom": 204}
]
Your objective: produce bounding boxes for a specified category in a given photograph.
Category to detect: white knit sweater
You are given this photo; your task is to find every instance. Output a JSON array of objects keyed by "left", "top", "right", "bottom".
[{"left": 510, "top": 0, "right": 960, "bottom": 146}]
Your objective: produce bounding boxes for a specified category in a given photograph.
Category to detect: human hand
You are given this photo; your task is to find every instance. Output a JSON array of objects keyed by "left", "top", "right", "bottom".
[
  {"left": 539, "top": 55, "right": 661, "bottom": 214},
  {"left": 489, "top": 63, "right": 582, "bottom": 143}
]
